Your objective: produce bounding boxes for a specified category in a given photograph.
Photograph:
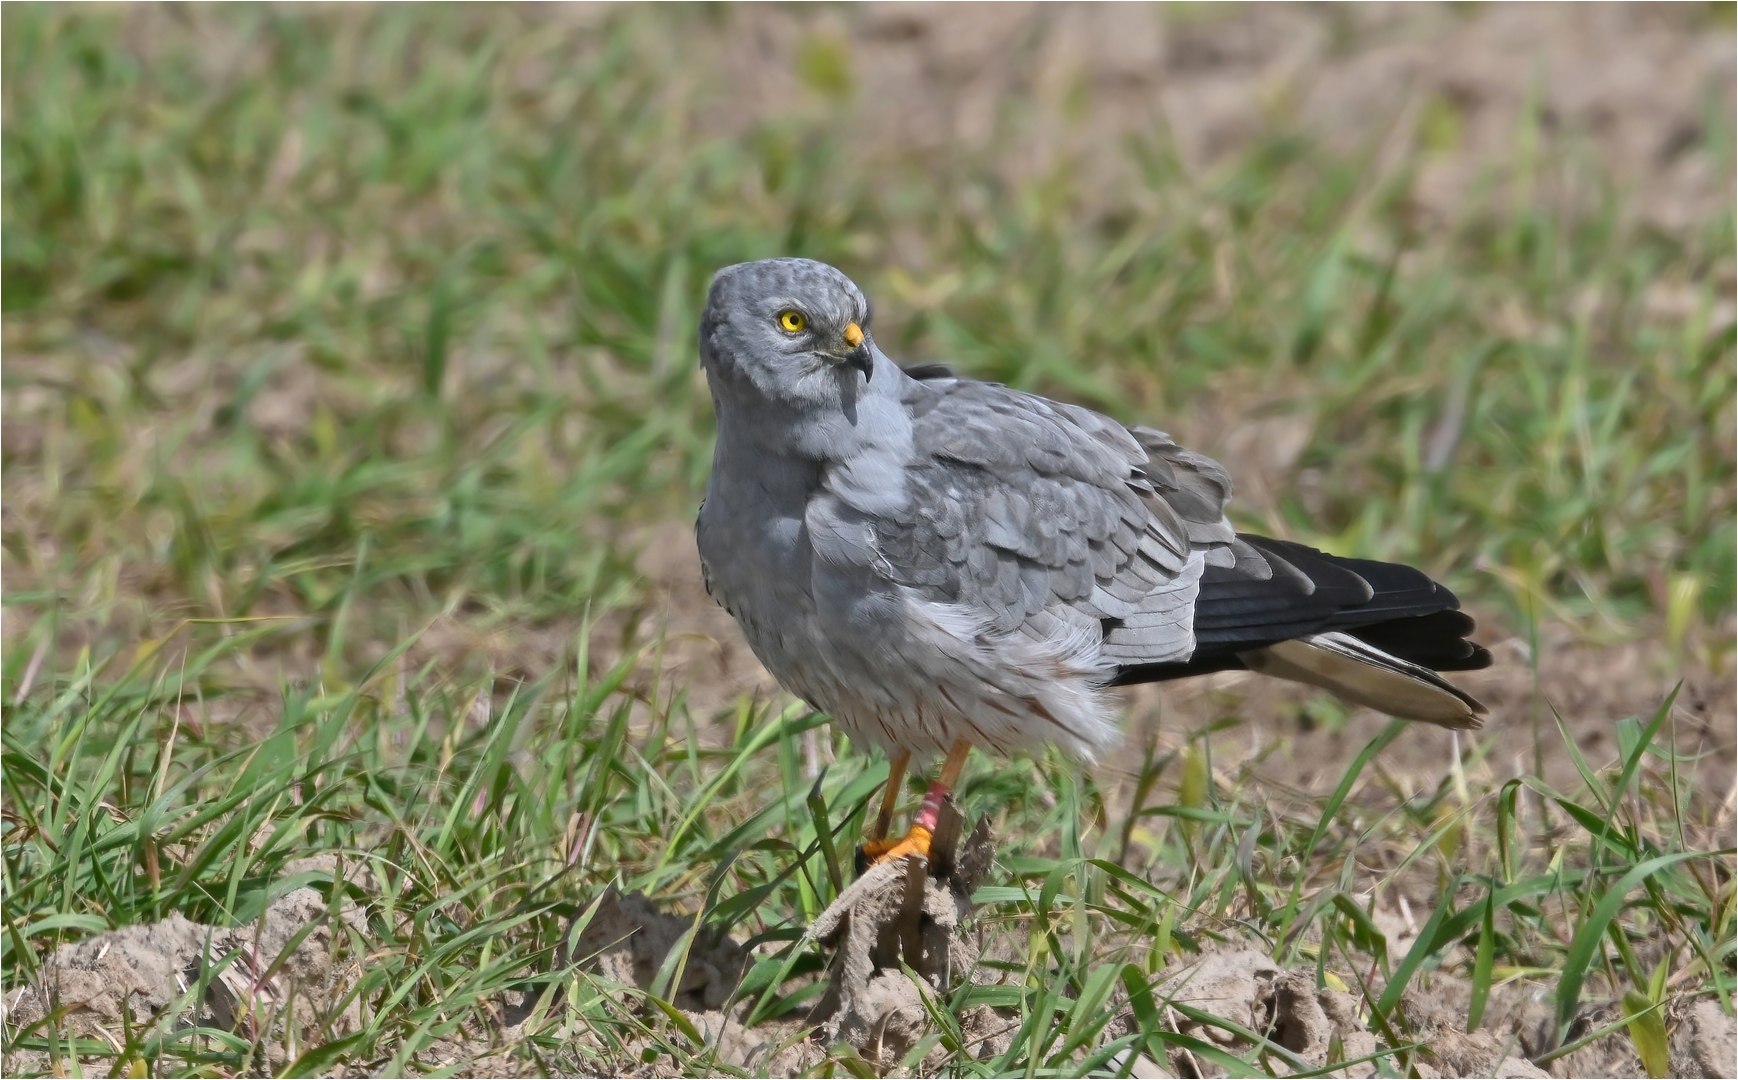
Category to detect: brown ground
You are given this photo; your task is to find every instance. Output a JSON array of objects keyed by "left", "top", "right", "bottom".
[{"left": 692, "top": 2, "right": 1732, "bottom": 230}]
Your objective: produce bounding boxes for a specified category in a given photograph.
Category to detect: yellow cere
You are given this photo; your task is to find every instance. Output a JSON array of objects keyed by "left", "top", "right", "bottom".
[
  {"left": 844, "top": 322, "right": 863, "bottom": 347},
  {"left": 778, "top": 309, "right": 808, "bottom": 333}
]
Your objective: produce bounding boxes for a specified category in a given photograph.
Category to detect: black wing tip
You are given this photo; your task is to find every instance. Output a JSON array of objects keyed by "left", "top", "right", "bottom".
[
  {"left": 1437, "top": 640, "right": 1494, "bottom": 672},
  {"left": 1126, "top": 535, "right": 1494, "bottom": 682},
  {"left": 1344, "top": 609, "right": 1492, "bottom": 671}
]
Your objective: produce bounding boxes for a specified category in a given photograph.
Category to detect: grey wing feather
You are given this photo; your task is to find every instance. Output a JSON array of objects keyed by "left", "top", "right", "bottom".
[
  {"left": 873, "top": 381, "right": 1235, "bottom": 665},
  {"left": 1129, "top": 426, "right": 1273, "bottom": 576}
]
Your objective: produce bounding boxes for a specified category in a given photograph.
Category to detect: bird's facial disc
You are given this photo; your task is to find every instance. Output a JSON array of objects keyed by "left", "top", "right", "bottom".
[{"left": 770, "top": 305, "right": 872, "bottom": 381}]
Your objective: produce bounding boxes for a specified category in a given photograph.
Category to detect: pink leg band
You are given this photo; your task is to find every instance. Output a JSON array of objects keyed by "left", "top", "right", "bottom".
[{"left": 913, "top": 781, "right": 949, "bottom": 831}]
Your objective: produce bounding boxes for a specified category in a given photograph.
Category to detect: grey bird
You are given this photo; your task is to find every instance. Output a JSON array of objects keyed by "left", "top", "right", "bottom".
[{"left": 696, "top": 258, "right": 1490, "bottom": 864}]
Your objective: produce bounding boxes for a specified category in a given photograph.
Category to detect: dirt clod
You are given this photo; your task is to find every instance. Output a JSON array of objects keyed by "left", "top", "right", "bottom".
[
  {"left": 806, "top": 799, "right": 996, "bottom": 1068},
  {"left": 565, "top": 886, "right": 748, "bottom": 1013},
  {"left": 1677, "top": 998, "right": 1737, "bottom": 1079},
  {"left": 2, "top": 858, "right": 368, "bottom": 1075},
  {"left": 1135, "top": 945, "right": 1682, "bottom": 1079},
  {"left": 1158, "top": 947, "right": 1280, "bottom": 1047}
]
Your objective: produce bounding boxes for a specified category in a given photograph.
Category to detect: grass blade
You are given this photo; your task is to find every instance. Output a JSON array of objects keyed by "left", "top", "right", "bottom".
[{"left": 1554, "top": 851, "right": 1708, "bottom": 1043}]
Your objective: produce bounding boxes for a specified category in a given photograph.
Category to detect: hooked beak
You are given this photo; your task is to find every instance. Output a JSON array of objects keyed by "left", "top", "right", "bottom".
[{"left": 835, "top": 321, "right": 873, "bottom": 381}]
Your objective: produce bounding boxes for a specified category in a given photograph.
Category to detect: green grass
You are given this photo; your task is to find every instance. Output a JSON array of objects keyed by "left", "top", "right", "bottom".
[
  {"left": 4, "top": 635, "right": 1731, "bottom": 1076},
  {"left": 3, "top": 5, "right": 1734, "bottom": 1077}
]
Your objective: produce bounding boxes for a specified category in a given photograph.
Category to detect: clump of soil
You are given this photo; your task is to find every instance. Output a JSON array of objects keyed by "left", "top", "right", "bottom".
[
  {"left": 548, "top": 802, "right": 1007, "bottom": 1076},
  {"left": 566, "top": 885, "right": 748, "bottom": 1014},
  {"left": 805, "top": 799, "right": 997, "bottom": 1069},
  {"left": 1140, "top": 948, "right": 1550, "bottom": 1078},
  {"left": 2, "top": 856, "right": 370, "bottom": 1076},
  {"left": 559, "top": 886, "right": 827, "bottom": 1076},
  {"left": 1122, "top": 945, "right": 1735, "bottom": 1079}
]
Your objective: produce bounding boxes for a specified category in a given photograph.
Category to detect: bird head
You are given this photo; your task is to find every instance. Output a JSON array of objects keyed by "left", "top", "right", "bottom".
[{"left": 699, "top": 258, "right": 879, "bottom": 410}]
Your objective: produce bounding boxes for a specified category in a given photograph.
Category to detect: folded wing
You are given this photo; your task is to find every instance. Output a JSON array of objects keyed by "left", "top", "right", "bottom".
[{"left": 882, "top": 372, "right": 1490, "bottom": 728}]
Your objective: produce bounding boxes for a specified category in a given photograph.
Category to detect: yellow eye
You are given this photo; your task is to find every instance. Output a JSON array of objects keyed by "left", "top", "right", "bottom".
[{"left": 777, "top": 309, "right": 808, "bottom": 333}]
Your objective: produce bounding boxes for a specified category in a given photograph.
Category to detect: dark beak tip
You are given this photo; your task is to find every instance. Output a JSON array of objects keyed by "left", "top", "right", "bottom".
[{"left": 846, "top": 346, "right": 873, "bottom": 381}]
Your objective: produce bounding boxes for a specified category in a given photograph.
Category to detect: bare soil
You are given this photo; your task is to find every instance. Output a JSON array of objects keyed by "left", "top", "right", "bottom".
[
  {"left": 3, "top": 856, "right": 372, "bottom": 1077},
  {"left": 694, "top": 2, "right": 1732, "bottom": 230}
]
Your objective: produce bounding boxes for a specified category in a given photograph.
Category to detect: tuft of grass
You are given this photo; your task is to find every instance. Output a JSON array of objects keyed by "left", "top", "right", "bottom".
[{"left": 3, "top": 5, "right": 1733, "bottom": 1077}]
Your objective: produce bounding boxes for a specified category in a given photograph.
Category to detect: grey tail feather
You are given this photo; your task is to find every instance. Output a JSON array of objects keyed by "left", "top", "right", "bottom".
[{"left": 1239, "top": 631, "right": 1487, "bottom": 729}]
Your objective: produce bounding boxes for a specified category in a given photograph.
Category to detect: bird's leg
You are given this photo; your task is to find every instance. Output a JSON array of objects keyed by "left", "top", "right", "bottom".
[
  {"left": 869, "top": 751, "right": 910, "bottom": 841},
  {"left": 862, "top": 739, "right": 971, "bottom": 865}
]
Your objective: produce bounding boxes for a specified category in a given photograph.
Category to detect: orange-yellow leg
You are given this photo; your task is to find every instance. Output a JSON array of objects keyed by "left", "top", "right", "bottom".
[
  {"left": 869, "top": 751, "right": 910, "bottom": 842},
  {"left": 862, "top": 739, "right": 972, "bottom": 865}
]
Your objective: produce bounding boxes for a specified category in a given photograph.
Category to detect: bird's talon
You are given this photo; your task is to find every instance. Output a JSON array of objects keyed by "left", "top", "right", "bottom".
[{"left": 860, "top": 824, "right": 932, "bottom": 866}]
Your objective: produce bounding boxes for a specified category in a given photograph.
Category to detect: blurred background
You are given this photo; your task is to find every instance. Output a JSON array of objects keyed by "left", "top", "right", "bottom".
[{"left": 4, "top": 3, "right": 1734, "bottom": 777}]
